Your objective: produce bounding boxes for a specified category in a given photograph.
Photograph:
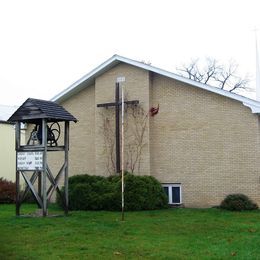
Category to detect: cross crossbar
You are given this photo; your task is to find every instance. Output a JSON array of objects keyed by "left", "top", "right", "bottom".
[{"left": 97, "top": 100, "right": 139, "bottom": 108}]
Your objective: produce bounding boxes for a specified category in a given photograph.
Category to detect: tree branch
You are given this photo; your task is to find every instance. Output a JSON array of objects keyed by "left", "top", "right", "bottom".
[{"left": 177, "top": 57, "right": 250, "bottom": 93}]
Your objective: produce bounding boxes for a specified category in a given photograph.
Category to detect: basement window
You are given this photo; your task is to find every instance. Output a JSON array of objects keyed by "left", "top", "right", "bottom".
[{"left": 162, "top": 184, "right": 182, "bottom": 205}]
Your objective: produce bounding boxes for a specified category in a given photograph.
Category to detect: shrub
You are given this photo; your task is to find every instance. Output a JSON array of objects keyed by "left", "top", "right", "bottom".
[
  {"left": 69, "top": 183, "right": 92, "bottom": 210},
  {"left": 69, "top": 174, "right": 105, "bottom": 186},
  {"left": 0, "top": 178, "right": 16, "bottom": 204},
  {"left": 57, "top": 175, "right": 120, "bottom": 210},
  {"left": 57, "top": 173, "right": 168, "bottom": 211},
  {"left": 220, "top": 194, "right": 258, "bottom": 211},
  {"left": 123, "top": 175, "right": 168, "bottom": 211}
]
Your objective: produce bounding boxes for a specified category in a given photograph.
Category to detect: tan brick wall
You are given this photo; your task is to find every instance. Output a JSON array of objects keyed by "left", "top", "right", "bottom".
[
  {"left": 48, "top": 84, "right": 96, "bottom": 177},
  {"left": 48, "top": 63, "right": 260, "bottom": 208},
  {"left": 49, "top": 63, "right": 151, "bottom": 177},
  {"left": 150, "top": 73, "right": 260, "bottom": 207},
  {"left": 95, "top": 63, "right": 150, "bottom": 176}
]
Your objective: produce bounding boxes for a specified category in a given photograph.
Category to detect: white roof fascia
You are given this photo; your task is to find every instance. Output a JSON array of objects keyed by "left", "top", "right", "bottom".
[
  {"left": 51, "top": 55, "right": 121, "bottom": 103},
  {"left": 52, "top": 54, "right": 260, "bottom": 114}
]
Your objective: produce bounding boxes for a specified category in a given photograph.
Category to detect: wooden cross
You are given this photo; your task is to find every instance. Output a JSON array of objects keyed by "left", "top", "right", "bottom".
[{"left": 97, "top": 82, "right": 139, "bottom": 173}]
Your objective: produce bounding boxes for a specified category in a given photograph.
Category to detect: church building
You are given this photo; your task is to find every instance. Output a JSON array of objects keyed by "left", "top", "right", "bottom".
[
  {"left": 50, "top": 55, "right": 260, "bottom": 208},
  {"left": 0, "top": 105, "right": 24, "bottom": 182}
]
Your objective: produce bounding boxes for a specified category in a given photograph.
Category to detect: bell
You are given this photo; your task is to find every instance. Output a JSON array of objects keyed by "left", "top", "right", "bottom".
[{"left": 27, "top": 122, "right": 60, "bottom": 146}]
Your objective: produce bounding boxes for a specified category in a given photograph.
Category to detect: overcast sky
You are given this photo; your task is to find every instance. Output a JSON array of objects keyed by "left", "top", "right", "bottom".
[{"left": 0, "top": 0, "right": 259, "bottom": 106}]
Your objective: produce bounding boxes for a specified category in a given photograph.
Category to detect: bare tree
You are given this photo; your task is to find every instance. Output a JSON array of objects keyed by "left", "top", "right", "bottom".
[
  {"left": 99, "top": 113, "right": 116, "bottom": 174},
  {"left": 100, "top": 101, "right": 148, "bottom": 175},
  {"left": 124, "top": 104, "right": 148, "bottom": 173},
  {"left": 177, "top": 57, "right": 250, "bottom": 93}
]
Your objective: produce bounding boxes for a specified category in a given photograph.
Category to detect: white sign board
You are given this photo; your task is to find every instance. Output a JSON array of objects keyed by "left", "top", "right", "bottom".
[
  {"left": 17, "top": 152, "right": 43, "bottom": 171},
  {"left": 116, "top": 76, "right": 125, "bottom": 83}
]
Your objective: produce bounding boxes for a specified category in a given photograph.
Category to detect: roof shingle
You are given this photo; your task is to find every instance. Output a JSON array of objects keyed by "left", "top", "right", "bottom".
[{"left": 8, "top": 98, "right": 77, "bottom": 123}]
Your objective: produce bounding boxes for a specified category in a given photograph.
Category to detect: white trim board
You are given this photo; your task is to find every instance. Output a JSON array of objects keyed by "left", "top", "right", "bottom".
[{"left": 51, "top": 54, "right": 260, "bottom": 114}]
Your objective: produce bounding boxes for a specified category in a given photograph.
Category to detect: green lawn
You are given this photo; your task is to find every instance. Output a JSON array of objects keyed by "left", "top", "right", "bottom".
[{"left": 0, "top": 204, "right": 259, "bottom": 259}]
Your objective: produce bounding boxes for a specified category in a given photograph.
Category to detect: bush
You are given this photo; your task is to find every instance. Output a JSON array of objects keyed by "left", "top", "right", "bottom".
[
  {"left": 57, "top": 175, "right": 120, "bottom": 210},
  {"left": 123, "top": 175, "right": 168, "bottom": 211},
  {"left": 57, "top": 173, "right": 168, "bottom": 211},
  {"left": 220, "top": 194, "right": 258, "bottom": 211},
  {"left": 0, "top": 178, "right": 16, "bottom": 204}
]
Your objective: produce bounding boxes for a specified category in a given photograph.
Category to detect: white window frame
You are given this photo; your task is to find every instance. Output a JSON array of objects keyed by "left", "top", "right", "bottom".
[{"left": 162, "top": 183, "right": 182, "bottom": 205}]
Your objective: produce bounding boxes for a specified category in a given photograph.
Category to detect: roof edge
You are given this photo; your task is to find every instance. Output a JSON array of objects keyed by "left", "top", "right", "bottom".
[
  {"left": 51, "top": 55, "right": 120, "bottom": 103},
  {"left": 0, "top": 120, "right": 14, "bottom": 125},
  {"left": 51, "top": 54, "right": 260, "bottom": 114}
]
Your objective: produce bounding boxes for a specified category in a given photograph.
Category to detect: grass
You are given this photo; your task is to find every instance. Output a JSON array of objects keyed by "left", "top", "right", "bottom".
[{"left": 0, "top": 204, "right": 259, "bottom": 259}]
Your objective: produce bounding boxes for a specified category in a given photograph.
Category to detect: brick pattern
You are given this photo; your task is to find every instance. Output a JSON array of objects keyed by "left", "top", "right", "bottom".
[
  {"left": 48, "top": 84, "right": 96, "bottom": 177},
  {"left": 48, "top": 64, "right": 260, "bottom": 207},
  {"left": 150, "top": 74, "right": 260, "bottom": 207},
  {"left": 95, "top": 63, "right": 150, "bottom": 176}
]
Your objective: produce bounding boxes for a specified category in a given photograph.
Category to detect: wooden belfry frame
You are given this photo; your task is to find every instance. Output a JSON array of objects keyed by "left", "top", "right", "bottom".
[{"left": 8, "top": 98, "right": 77, "bottom": 217}]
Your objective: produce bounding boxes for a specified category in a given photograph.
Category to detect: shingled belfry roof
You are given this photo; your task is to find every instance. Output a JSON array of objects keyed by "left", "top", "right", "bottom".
[{"left": 8, "top": 98, "right": 77, "bottom": 123}]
